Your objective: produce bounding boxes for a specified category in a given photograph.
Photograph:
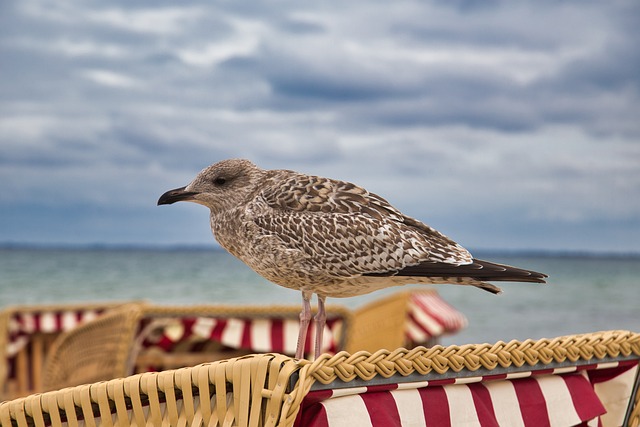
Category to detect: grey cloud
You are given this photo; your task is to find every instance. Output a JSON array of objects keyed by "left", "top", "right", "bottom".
[{"left": 1, "top": 0, "right": 639, "bottom": 251}]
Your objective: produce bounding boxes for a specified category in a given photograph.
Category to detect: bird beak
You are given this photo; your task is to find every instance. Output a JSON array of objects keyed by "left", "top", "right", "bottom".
[{"left": 157, "top": 186, "right": 199, "bottom": 205}]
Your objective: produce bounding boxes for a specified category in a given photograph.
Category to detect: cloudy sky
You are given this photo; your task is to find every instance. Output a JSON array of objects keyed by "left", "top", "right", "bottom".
[{"left": 1, "top": 0, "right": 639, "bottom": 253}]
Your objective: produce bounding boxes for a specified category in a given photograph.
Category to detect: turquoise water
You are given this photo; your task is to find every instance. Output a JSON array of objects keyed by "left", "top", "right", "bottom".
[{"left": 1, "top": 247, "right": 639, "bottom": 346}]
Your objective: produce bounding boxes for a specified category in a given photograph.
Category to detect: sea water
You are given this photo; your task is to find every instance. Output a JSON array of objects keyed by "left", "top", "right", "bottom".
[{"left": 1, "top": 247, "right": 638, "bottom": 346}]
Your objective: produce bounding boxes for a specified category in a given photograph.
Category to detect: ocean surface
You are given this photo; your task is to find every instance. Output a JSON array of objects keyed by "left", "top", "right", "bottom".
[{"left": 1, "top": 247, "right": 639, "bottom": 346}]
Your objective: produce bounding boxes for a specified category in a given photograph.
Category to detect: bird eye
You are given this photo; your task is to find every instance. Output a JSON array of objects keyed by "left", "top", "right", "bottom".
[{"left": 214, "top": 177, "right": 227, "bottom": 185}]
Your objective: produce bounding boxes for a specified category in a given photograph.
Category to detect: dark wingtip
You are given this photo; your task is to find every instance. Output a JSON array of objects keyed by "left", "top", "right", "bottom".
[
  {"left": 376, "top": 258, "right": 548, "bottom": 285},
  {"left": 473, "top": 259, "right": 548, "bottom": 284}
]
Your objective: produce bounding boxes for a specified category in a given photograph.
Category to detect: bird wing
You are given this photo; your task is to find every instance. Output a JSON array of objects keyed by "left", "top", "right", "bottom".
[{"left": 252, "top": 172, "right": 473, "bottom": 278}]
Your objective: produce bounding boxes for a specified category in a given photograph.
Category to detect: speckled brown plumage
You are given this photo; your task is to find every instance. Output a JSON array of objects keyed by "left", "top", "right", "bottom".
[{"left": 158, "top": 159, "right": 547, "bottom": 359}]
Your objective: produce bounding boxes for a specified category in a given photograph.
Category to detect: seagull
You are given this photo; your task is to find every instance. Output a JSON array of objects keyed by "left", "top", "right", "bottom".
[{"left": 158, "top": 159, "right": 547, "bottom": 359}]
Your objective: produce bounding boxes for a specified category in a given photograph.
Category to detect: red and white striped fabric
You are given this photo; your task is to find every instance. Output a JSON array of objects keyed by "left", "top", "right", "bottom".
[
  {"left": 141, "top": 316, "right": 345, "bottom": 357},
  {"left": 6, "top": 309, "right": 104, "bottom": 358},
  {"left": 295, "top": 361, "right": 639, "bottom": 427},
  {"left": 406, "top": 291, "right": 467, "bottom": 344}
]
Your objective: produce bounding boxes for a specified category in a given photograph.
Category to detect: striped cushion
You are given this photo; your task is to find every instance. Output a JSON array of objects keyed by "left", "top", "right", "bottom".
[
  {"left": 140, "top": 316, "right": 345, "bottom": 356},
  {"left": 296, "top": 361, "right": 639, "bottom": 427}
]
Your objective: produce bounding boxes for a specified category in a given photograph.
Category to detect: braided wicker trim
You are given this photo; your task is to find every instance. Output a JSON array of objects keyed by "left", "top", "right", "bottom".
[{"left": 280, "top": 330, "right": 640, "bottom": 426}]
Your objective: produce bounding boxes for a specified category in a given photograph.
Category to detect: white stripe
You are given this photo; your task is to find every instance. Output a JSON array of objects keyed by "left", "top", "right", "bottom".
[
  {"left": 444, "top": 384, "right": 481, "bottom": 426},
  {"left": 552, "top": 366, "right": 577, "bottom": 375},
  {"left": 220, "top": 318, "right": 244, "bottom": 348},
  {"left": 8, "top": 316, "right": 20, "bottom": 333},
  {"left": 21, "top": 313, "right": 36, "bottom": 333},
  {"left": 420, "top": 294, "right": 450, "bottom": 323},
  {"left": 454, "top": 376, "right": 485, "bottom": 385},
  {"left": 250, "top": 319, "right": 272, "bottom": 352},
  {"left": 414, "top": 293, "right": 467, "bottom": 330},
  {"left": 283, "top": 319, "right": 300, "bottom": 356},
  {"left": 320, "top": 323, "right": 336, "bottom": 352},
  {"left": 396, "top": 381, "right": 430, "bottom": 390},
  {"left": 6, "top": 337, "right": 29, "bottom": 357},
  {"left": 164, "top": 322, "right": 185, "bottom": 342},
  {"left": 192, "top": 317, "right": 216, "bottom": 339},
  {"left": 406, "top": 320, "right": 428, "bottom": 343},
  {"left": 596, "top": 361, "right": 620, "bottom": 370},
  {"left": 409, "top": 302, "right": 444, "bottom": 336},
  {"left": 505, "top": 371, "right": 532, "bottom": 380},
  {"left": 322, "top": 395, "right": 373, "bottom": 427},
  {"left": 537, "top": 375, "right": 581, "bottom": 426},
  {"left": 40, "top": 312, "right": 57, "bottom": 332},
  {"left": 330, "top": 386, "right": 368, "bottom": 398},
  {"left": 61, "top": 311, "right": 79, "bottom": 331},
  {"left": 594, "top": 364, "right": 638, "bottom": 427},
  {"left": 81, "top": 310, "right": 99, "bottom": 323},
  {"left": 486, "top": 379, "right": 525, "bottom": 427},
  {"left": 391, "top": 389, "right": 427, "bottom": 427}
]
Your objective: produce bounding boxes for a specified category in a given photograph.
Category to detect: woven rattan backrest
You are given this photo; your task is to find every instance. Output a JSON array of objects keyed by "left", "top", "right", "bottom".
[
  {"left": 1, "top": 353, "right": 299, "bottom": 427},
  {"left": 41, "top": 303, "right": 145, "bottom": 392},
  {"left": 345, "top": 290, "right": 410, "bottom": 353}
]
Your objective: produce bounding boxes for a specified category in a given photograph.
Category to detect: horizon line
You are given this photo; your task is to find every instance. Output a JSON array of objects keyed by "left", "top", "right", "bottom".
[{"left": 1, "top": 242, "right": 639, "bottom": 259}]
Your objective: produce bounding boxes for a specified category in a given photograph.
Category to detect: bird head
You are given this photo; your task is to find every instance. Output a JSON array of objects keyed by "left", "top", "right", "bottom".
[{"left": 157, "top": 159, "right": 263, "bottom": 214}]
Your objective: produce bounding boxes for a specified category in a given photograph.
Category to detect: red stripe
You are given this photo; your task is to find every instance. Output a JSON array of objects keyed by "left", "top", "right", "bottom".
[
  {"left": 33, "top": 312, "right": 41, "bottom": 331},
  {"left": 240, "top": 319, "right": 252, "bottom": 349},
  {"left": 181, "top": 318, "right": 196, "bottom": 341},
  {"left": 413, "top": 294, "right": 465, "bottom": 330},
  {"left": 54, "top": 312, "right": 63, "bottom": 331},
  {"left": 588, "top": 361, "right": 638, "bottom": 384},
  {"left": 512, "top": 377, "right": 549, "bottom": 427},
  {"left": 576, "top": 363, "right": 598, "bottom": 372},
  {"left": 467, "top": 383, "right": 499, "bottom": 427},
  {"left": 366, "top": 384, "right": 399, "bottom": 393},
  {"left": 419, "top": 386, "right": 451, "bottom": 426},
  {"left": 155, "top": 335, "right": 175, "bottom": 351},
  {"left": 407, "top": 312, "right": 437, "bottom": 338},
  {"left": 563, "top": 373, "right": 606, "bottom": 421},
  {"left": 271, "top": 319, "right": 284, "bottom": 352},
  {"left": 301, "top": 390, "right": 334, "bottom": 406},
  {"left": 482, "top": 373, "right": 508, "bottom": 382},
  {"left": 414, "top": 296, "right": 448, "bottom": 328},
  {"left": 360, "top": 391, "right": 402, "bottom": 427},
  {"left": 210, "top": 319, "right": 228, "bottom": 341},
  {"left": 295, "top": 399, "right": 329, "bottom": 427}
]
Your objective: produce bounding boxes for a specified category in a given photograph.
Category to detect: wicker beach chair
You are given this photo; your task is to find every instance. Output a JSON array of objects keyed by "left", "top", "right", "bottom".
[
  {"left": 0, "top": 302, "right": 138, "bottom": 401},
  {"left": 41, "top": 304, "right": 146, "bottom": 392},
  {"left": 345, "top": 289, "right": 467, "bottom": 353},
  {"left": 1, "top": 330, "right": 638, "bottom": 426},
  {"left": 135, "top": 290, "right": 465, "bottom": 372},
  {"left": 132, "top": 303, "right": 353, "bottom": 373}
]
